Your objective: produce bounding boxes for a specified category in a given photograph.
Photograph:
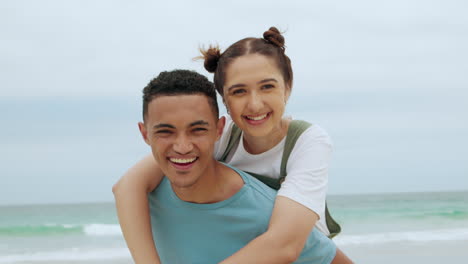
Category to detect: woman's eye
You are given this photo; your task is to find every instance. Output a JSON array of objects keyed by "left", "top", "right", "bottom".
[
  {"left": 232, "top": 89, "right": 245, "bottom": 95},
  {"left": 262, "top": 84, "right": 275, "bottom": 89}
]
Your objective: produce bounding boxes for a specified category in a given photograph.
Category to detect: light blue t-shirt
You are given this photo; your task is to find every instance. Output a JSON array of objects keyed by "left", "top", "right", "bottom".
[{"left": 148, "top": 164, "right": 336, "bottom": 264}]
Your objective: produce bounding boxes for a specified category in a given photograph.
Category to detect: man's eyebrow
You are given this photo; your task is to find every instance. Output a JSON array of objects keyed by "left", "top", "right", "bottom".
[
  {"left": 189, "top": 120, "right": 209, "bottom": 127},
  {"left": 153, "top": 123, "right": 175, "bottom": 130},
  {"left": 152, "top": 121, "right": 208, "bottom": 130},
  {"left": 258, "top": 78, "right": 278, "bottom": 84}
]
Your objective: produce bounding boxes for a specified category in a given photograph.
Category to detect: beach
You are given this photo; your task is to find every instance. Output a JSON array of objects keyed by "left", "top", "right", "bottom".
[
  {"left": 341, "top": 240, "right": 468, "bottom": 263},
  {"left": 6, "top": 241, "right": 467, "bottom": 264},
  {"left": 1, "top": 191, "right": 467, "bottom": 263}
]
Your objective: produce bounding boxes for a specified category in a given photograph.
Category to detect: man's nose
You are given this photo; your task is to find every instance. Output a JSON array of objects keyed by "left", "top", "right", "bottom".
[{"left": 173, "top": 134, "right": 193, "bottom": 154}]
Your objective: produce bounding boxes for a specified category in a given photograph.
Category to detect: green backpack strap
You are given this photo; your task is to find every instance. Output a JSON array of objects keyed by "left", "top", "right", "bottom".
[
  {"left": 279, "top": 120, "right": 312, "bottom": 179},
  {"left": 219, "top": 124, "right": 242, "bottom": 162},
  {"left": 280, "top": 120, "right": 341, "bottom": 239},
  {"left": 325, "top": 203, "right": 341, "bottom": 239}
]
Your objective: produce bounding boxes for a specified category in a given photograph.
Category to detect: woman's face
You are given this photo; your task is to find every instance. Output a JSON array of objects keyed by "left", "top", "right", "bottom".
[{"left": 223, "top": 54, "right": 291, "bottom": 138}]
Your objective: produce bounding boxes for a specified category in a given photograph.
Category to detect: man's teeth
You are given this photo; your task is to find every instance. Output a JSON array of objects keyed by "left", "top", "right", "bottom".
[
  {"left": 246, "top": 114, "right": 267, "bottom": 121},
  {"left": 170, "top": 158, "right": 196, "bottom": 164}
]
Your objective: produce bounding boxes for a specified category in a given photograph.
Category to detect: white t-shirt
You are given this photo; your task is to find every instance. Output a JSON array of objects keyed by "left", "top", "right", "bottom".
[{"left": 213, "top": 115, "right": 333, "bottom": 235}]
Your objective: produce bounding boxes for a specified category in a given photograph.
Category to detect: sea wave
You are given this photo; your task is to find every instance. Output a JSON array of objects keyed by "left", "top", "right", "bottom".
[
  {"left": 0, "top": 248, "right": 130, "bottom": 263},
  {"left": 334, "top": 228, "right": 468, "bottom": 246},
  {"left": 397, "top": 209, "right": 468, "bottom": 220},
  {"left": 0, "top": 224, "right": 122, "bottom": 237},
  {"left": 83, "top": 223, "right": 122, "bottom": 236}
]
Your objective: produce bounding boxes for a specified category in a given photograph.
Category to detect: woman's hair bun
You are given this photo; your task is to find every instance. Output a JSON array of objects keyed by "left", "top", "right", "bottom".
[
  {"left": 263, "top": 27, "right": 285, "bottom": 50},
  {"left": 199, "top": 45, "right": 221, "bottom": 73}
]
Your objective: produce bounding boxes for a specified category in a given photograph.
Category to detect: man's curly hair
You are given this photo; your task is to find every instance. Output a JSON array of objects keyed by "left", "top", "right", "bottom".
[{"left": 142, "top": 69, "right": 219, "bottom": 120}]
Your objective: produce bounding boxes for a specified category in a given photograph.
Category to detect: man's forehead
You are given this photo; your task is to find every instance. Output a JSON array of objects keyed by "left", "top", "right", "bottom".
[
  {"left": 147, "top": 95, "right": 215, "bottom": 126},
  {"left": 151, "top": 94, "right": 210, "bottom": 106}
]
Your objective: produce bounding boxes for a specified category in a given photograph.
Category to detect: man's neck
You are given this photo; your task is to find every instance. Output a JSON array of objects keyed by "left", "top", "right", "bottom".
[{"left": 171, "top": 162, "right": 244, "bottom": 204}]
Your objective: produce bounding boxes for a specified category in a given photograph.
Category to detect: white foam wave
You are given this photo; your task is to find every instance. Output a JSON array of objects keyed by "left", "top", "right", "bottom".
[
  {"left": 43, "top": 223, "right": 79, "bottom": 228},
  {"left": 83, "top": 224, "right": 122, "bottom": 236},
  {"left": 0, "top": 248, "right": 131, "bottom": 263},
  {"left": 334, "top": 228, "right": 468, "bottom": 246}
]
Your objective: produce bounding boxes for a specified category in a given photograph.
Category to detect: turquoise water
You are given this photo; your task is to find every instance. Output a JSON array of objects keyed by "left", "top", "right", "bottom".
[
  {"left": 329, "top": 191, "right": 468, "bottom": 235},
  {"left": 1, "top": 191, "right": 467, "bottom": 263},
  {"left": 0, "top": 203, "right": 127, "bottom": 263}
]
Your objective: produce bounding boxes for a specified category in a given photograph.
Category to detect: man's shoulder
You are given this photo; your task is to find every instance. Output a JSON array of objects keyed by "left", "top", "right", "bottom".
[
  {"left": 246, "top": 174, "right": 278, "bottom": 201},
  {"left": 148, "top": 176, "right": 172, "bottom": 203},
  {"left": 226, "top": 164, "right": 277, "bottom": 202}
]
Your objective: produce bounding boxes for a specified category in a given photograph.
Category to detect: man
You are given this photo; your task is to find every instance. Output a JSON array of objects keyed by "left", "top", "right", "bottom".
[{"left": 138, "top": 69, "right": 337, "bottom": 263}]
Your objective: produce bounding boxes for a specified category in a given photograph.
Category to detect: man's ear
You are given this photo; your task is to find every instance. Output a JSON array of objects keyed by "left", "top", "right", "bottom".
[
  {"left": 216, "top": 116, "right": 226, "bottom": 141},
  {"left": 138, "top": 122, "right": 150, "bottom": 145}
]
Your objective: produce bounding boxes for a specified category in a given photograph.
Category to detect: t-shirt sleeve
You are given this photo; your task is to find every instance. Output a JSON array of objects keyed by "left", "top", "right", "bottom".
[
  {"left": 213, "top": 114, "right": 235, "bottom": 160},
  {"left": 276, "top": 125, "right": 333, "bottom": 219}
]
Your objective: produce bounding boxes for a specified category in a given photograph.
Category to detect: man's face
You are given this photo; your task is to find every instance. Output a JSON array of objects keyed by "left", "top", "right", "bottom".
[{"left": 139, "top": 94, "right": 223, "bottom": 190}]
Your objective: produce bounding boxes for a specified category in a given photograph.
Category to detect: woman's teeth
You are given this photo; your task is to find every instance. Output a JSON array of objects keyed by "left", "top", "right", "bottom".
[{"left": 245, "top": 114, "right": 267, "bottom": 121}]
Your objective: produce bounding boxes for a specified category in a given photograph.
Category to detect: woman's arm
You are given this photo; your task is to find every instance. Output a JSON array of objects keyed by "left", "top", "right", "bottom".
[
  {"left": 112, "top": 154, "right": 163, "bottom": 264},
  {"left": 220, "top": 125, "right": 339, "bottom": 264},
  {"left": 219, "top": 196, "right": 318, "bottom": 264}
]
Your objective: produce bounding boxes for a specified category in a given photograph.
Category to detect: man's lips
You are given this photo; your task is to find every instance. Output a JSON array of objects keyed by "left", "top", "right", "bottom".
[
  {"left": 168, "top": 157, "right": 198, "bottom": 170},
  {"left": 169, "top": 157, "right": 197, "bottom": 164}
]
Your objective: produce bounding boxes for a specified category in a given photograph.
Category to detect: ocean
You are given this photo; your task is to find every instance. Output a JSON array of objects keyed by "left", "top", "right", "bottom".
[{"left": 1, "top": 191, "right": 467, "bottom": 264}]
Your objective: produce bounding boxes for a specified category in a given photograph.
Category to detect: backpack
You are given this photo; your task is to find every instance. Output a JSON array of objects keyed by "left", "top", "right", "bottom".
[{"left": 219, "top": 120, "right": 341, "bottom": 238}]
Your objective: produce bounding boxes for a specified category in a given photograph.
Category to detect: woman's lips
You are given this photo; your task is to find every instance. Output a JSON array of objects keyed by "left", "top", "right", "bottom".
[{"left": 243, "top": 112, "right": 271, "bottom": 125}]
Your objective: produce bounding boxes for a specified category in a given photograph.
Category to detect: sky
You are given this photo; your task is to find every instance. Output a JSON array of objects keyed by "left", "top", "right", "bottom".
[{"left": 1, "top": 0, "right": 467, "bottom": 205}]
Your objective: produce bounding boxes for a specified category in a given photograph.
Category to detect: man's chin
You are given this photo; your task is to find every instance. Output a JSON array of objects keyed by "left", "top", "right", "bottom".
[{"left": 170, "top": 176, "right": 198, "bottom": 189}]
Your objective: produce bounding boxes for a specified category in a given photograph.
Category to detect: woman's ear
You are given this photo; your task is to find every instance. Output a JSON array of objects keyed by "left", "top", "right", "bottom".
[{"left": 222, "top": 98, "right": 230, "bottom": 115}]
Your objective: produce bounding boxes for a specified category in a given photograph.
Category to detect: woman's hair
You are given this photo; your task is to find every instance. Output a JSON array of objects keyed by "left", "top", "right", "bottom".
[{"left": 199, "top": 27, "right": 293, "bottom": 96}]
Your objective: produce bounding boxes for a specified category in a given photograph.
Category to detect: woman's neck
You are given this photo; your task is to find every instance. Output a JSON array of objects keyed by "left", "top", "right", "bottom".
[{"left": 242, "top": 118, "right": 290, "bottom": 154}]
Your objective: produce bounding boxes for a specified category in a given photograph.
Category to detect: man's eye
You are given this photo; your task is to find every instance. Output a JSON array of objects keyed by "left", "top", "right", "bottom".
[
  {"left": 156, "top": 130, "right": 172, "bottom": 134},
  {"left": 192, "top": 127, "right": 207, "bottom": 133},
  {"left": 262, "top": 84, "right": 274, "bottom": 89}
]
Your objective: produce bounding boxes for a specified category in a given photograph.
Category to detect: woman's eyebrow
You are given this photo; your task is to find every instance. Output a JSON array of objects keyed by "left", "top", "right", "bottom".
[{"left": 227, "top": 78, "right": 277, "bottom": 92}]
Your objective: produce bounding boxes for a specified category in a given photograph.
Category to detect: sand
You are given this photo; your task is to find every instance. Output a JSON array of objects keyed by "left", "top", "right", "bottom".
[{"left": 340, "top": 240, "right": 468, "bottom": 263}]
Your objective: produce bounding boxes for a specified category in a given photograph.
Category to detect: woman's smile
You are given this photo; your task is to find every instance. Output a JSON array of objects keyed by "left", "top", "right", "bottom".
[{"left": 243, "top": 112, "right": 271, "bottom": 125}]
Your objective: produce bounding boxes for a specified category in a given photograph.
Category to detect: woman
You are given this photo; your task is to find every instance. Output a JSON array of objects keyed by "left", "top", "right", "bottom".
[{"left": 113, "top": 27, "right": 352, "bottom": 264}]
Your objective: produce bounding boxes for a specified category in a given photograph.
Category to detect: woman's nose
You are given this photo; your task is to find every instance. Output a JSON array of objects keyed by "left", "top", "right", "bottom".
[{"left": 247, "top": 92, "right": 263, "bottom": 112}]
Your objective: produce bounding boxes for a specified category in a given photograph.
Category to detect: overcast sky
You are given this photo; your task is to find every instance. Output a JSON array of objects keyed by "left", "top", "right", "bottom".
[{"left": 1, "top": 0, "right": 467, "bottom": 205}]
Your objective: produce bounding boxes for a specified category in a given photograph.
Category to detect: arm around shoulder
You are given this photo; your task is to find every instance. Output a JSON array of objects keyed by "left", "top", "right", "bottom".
[
  {"left": 219, "top": 196, "right": 319, "bottom": 264},
  {"left": 112, "top": 154, "right": 164, "bottom": 264}
]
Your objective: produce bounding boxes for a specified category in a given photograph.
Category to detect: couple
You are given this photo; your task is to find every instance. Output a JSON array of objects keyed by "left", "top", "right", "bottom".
[{"left": 113, "top": 27, "right": 353, "bottom": 263}]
